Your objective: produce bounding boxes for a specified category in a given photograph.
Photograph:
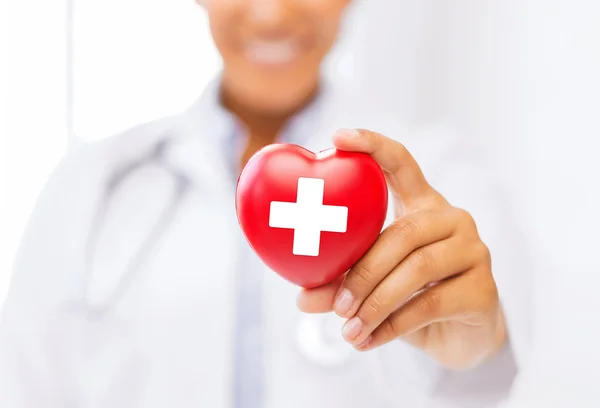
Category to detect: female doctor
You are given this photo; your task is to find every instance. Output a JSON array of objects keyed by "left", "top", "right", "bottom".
[{"left": 0, "top": 0, "right": 530, "bottom": 407}]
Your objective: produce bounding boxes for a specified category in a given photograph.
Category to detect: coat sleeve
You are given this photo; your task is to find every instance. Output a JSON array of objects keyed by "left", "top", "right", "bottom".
[
  {"left": 0, "top": 147, "right": 87, "bottom": 407},
  {"left": 367, "top": 122, "right": 533, "bottom": 406}
]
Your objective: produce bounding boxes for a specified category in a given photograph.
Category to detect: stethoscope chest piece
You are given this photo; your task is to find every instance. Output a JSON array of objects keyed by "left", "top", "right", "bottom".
[{"left": 295, "top": 313, "right": 355, "bottom": 368}]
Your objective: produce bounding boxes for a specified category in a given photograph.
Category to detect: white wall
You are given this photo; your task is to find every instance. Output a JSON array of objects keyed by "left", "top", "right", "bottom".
[
  {"left": 507, "top": 1, "right": 600, "bottom": 404},
  {"left": 355, "top": 1, "right": 528, "bottom": 188},
  {"left": 1, "top": 1, "right": 69, "bottom": 306},
  {"left": 71, "top": 0, "right": 221, "bottom": 141}
]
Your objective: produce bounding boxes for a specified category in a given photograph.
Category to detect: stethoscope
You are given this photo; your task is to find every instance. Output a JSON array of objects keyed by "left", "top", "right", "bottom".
[{"left": 80, "top": 138, "right": 191, "bottom": 319}]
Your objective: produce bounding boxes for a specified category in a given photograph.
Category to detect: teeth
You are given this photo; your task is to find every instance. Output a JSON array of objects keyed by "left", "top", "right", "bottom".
[{"left": 245, "top": 40, "right": 299, "bottom": 65}]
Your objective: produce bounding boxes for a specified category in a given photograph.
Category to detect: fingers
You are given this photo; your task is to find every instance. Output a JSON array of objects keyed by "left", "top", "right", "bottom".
[
  {"left": 332, "top": 128, "right": 439, "bottom": 206},
  {"left": 363, "top": 269, "right": 499, "bottom": 352},
  {"left": 340, "top": 236, "right": 482, "bottom": 347},
  {"left": 296, "top": 275, "right": 344, "bottom": 313},
  {"left": 332, "top": 209, "right": 459, "bottom": 319}
]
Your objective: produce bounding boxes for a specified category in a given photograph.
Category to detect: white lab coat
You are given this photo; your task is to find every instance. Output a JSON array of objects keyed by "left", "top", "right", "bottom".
[{"left": 0, "top": 76, "right": 531, "bottom": 407}]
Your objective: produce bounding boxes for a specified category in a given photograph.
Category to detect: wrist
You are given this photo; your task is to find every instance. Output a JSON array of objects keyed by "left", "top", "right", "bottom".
[
  {"left": 449, "top": 306, "right": 508, "bottom": 371},
  {"left": 486, "top": 306, "right": 508, "bottom": 361}
]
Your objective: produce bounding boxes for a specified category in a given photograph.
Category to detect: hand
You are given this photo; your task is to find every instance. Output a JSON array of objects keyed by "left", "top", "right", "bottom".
[{"left": 297, "top": 128, "right": 507, "bottom": 370}]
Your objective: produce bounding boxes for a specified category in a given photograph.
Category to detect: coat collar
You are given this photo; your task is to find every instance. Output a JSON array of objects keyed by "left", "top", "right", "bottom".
[{"left": 163, "top": 73, "right": 341, "bottom": 187}]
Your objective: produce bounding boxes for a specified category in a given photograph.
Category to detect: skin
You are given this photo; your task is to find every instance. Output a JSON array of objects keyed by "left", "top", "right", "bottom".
[
  {"left": 199, "top": 0, "right": 508, "bottom": 370},
  {"left": 198, "top": 0, "right": 349, "bottom": 165}
]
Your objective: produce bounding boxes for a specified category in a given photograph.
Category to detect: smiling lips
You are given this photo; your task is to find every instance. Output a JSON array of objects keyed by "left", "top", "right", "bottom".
[{"left": 244, "top": 39, "right": 303, "bottom": 66}]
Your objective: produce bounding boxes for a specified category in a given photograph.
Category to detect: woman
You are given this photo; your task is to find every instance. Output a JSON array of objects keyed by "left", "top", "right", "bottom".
[{"left": 0, "top": 0, "right": 529, "bottom": 407}]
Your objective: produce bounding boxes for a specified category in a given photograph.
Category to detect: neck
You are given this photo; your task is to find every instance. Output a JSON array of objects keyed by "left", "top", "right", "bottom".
[{"left": 220, "top": 77, "right": 320, "bottom": 146}]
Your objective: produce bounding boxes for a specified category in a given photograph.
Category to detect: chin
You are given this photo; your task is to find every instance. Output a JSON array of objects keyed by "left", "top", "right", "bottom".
[
  {"left": 223, "top": 58, "right": 320, "bottom": 115},
  {"left": 253, "top": 91, "right": 305, "bottom": 115}
]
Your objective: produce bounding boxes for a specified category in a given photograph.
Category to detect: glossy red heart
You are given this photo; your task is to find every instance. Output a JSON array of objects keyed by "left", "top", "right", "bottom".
[{"left": 236, "top": 143, "right": 388, "bottom": 288}]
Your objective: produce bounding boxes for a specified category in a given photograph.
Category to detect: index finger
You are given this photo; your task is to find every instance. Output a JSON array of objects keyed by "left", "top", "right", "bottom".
[{"left": 333, "top": 128, "right": 436, "bottom": 205}]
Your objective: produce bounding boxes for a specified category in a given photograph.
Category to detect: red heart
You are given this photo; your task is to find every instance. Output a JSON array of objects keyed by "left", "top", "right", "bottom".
[{"left": 236, "top": 143, "right": 388, "bottom": 288}]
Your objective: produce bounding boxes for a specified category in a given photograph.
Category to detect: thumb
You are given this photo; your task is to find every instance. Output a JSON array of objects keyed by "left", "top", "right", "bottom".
[
  {"left": 296, "top": 275, "right": 345, "bottom": 313},
  {"left": 333, "top": 128, "right": 439, "bottom": 208}
]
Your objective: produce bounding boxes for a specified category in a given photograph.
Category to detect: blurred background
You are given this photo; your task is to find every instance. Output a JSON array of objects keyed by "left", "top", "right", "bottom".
[{"left": 2, "top": 0, "right": 600, "bottom": 403}]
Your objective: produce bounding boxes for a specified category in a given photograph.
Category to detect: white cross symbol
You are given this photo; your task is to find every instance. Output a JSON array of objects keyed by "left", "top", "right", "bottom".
[{"left": 269, "top": 177, "right": 348, "bottom": 257}]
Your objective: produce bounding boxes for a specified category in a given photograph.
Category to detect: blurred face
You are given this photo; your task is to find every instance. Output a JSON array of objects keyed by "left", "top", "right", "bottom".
[{"left": 198, "top": 0, "right": 349, "bottom": 114}]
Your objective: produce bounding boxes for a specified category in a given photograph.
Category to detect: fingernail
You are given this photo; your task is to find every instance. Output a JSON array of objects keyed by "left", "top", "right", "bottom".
[
  {"left": 357, "top": 335, "right": 372, "bottom": 350},
  {"left": 342, "top": 317, "right": 363, "bottom": 341},
  {"left": 333, "top": 289, "right": 354, "bottom": 317},
  {"left": 336, "top": 128, "right": 360, "bottom": 138}
]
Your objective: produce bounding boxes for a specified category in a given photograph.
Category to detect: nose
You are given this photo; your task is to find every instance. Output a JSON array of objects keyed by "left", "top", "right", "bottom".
[{"left": 247, "top": 0, "right": 293, "bottom": 37}]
